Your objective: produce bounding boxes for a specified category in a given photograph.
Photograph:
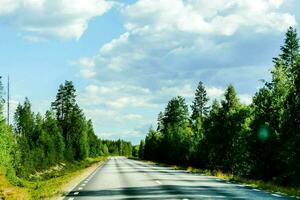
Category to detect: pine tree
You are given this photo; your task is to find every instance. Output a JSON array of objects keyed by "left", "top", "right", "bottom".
[
  {"left": 191, "top": 81, "right": 209, "bottom": 122},
  {"left": 138, "top": 140, "right": 145, "bottom": 159},
  {"left": 280, "top": 26, "right": 300, "bottom": 68}
]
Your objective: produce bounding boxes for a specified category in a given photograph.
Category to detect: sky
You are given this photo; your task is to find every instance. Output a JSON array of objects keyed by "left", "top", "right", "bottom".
[{"left": 0, "top": 0, "right": 300, "bottom": 144}]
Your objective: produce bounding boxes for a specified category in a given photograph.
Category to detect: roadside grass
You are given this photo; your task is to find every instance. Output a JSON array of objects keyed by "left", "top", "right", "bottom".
[
  {"left": 141, "top": 160, "right": 300, "bottom": 198},
  {"left": 0, "top": 167, "right": 29, "bottom": 200},
  {"left": 183, "top": 167, "right": 300, "bottom": 198},
  {"left": 0, "top": 157, "right": 106, "bottom": 200}
]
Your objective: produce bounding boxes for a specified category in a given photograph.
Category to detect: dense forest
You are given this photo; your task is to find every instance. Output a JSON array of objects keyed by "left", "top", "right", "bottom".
[
  {"left": 139, "top": 27, "right": 300, "bottom": 186},
  {"left": 0, "top": 80, "right": 133, "bottom": 183}
]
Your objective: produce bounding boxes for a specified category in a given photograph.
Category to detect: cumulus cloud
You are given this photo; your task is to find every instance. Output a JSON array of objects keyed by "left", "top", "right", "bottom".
[
  {"left": 0, "top": 0, "right": 113, "bottom": 40},
  {"left": 74, "top": 0, "right": 297, "bottom": 141},
  {"left": 78, "top": 57, "right": 97, "bottom": 78},
  {"left": 79, "top": 83, "right": 157, "bottom": 109},
  {"left": 123, "top": 0, "right": 295, "bottom": 35},
  {"left": 84, "top": 108, "right": 144, "bottom": 124},
  {"left": 80, "top": 0, "right": 296, "bottom": 82}
]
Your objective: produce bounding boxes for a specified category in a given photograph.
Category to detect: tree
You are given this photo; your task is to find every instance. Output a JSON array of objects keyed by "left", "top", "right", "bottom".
[
  {"left": 280, "top": 26, "right": 299, "bottom": 68},
  {"left": 43, "top": 111, "right": 65, "bottom": 162},
  {"left": 191, "top": 81, "right": 209, "bottom": 122},
  {"left": 160, "top": 96, "right": 192, "bottom": 164},
  {"left": 144, "top": 128, "right": 161, "bottom": 161},
  {"left": 138, "top": 140, "right": 145, "bottom": 159},
  {"left": 249, "top": 87, "right": 279, "bottom": 179},
  {"left": 190, "top": 81, "right": 209, "bottom": 166}
]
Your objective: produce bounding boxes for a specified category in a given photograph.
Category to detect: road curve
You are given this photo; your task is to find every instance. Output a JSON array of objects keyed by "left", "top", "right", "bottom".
[{"left": 65, "top": 157, "right": 296, "bottom": 200}]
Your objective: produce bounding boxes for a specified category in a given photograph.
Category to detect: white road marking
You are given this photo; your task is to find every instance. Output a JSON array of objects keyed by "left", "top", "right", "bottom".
[
  {"left": 155, "top": 180, "right": 162, "bottom": 184},
  {"left": 81, "top": 184, "right": 86, "bottom": 186},
  {"left": 238, "top": 185, "right": 245, "bottom": 187},
  {"left": 252, "top": 189, "right": 261, "bottom": 191},
  {"left": 68, "top": 198, "right": 75, "bottom": 200},
  {"left": 78, "top": 187, "right": 83, "bottom": 190},
  {"left": 272, "top": 194, "right": 282, "bottom": 197},
  {"left": 74, "top": 192, "right": 79, "bottom": 195}
]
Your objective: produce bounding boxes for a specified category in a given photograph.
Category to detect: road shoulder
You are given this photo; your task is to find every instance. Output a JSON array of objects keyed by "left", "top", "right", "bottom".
[{"left": 53, "top": 159, "right": 107, "bottom": 200}]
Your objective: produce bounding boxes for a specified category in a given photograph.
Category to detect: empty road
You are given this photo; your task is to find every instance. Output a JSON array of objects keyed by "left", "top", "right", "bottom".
[{"left": 65, "top": 157, "right": 296, "bottom": 200}]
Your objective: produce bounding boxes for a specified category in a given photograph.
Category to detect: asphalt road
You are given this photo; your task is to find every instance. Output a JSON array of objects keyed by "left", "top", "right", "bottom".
[{"left": 65, "top": 157, "right": 296, "bottom": 200}]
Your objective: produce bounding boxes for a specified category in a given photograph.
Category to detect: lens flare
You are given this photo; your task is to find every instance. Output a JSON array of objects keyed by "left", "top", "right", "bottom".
[{"left": 258, "top": 125, "right": 270, "bottom": 141}]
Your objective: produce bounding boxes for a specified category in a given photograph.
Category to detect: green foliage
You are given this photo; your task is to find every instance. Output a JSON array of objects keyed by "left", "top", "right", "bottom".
[
  {"left": 142, "top": 26, "right": 300, "bottom": 187},
  {"left": 101, "top": 139, "right": 133, "bottom": 156},
  {"left": 191, "top": 81, "right": 209, "bottom": 122},
  {"left": 138, "top": 140, "right": 145, "bottom": 159},
  {"left": 0, "top": 79, "right": 133, "bottom": 188}
]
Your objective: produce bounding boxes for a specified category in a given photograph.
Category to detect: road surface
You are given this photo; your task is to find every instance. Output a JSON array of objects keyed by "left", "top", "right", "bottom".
[{"left": 65, "top": 157, "right": 296, "bottom": 200}]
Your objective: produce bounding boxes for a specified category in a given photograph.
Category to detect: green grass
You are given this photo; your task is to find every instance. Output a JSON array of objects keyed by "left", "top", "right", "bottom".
[
  {"left": 143, "top": 161, "right": 300, "bottom": 198},
  {"left": 0, "top": 157, "right": 107, "bottom": 200}
]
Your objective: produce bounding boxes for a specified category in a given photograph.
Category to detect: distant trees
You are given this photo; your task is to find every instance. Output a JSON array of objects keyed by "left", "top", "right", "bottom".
[
  {"left": 102, "top": 139, "right": 133, "bottom": 157},
  {"left": 141, "top": 27, "right": 300, "bottom": 186}
]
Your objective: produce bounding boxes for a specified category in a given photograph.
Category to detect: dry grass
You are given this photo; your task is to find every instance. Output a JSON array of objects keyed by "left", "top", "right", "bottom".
[
  {"left": 0, "top": 157, "right": 106, "bottom": 200},
  {"left": 0, "top": 168, "right": 29, "bottom": 200}
]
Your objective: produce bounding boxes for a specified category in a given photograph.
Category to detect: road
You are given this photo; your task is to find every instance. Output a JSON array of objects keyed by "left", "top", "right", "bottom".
[{"left": 65, "top": 157, "right": 296, "bottom": 200}]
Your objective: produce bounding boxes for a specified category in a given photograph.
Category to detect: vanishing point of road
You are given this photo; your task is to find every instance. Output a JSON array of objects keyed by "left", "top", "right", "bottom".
[{"left": 65, "top": 157, "right": 296, "bottom": 200}]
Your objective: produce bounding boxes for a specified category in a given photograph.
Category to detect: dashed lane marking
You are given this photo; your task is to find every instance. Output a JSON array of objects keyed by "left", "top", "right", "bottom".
[
  {"left": 252, "top": 189, "right": 261, "bottom": 192},
  {"left": 272, "top": 194, "right": 282, "bottom": 197},
  {"left": 78, "top": 187, "right": 83, "bottom": 190},
  {"left": 74, "top": 192, "right": 79, "bottom": 195},
  {"left": 155, "top": 180, "right": 162, "bottom": 184}
]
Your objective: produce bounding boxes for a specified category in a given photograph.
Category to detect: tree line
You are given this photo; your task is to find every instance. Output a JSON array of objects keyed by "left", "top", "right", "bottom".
[
  {"left": 0, "top": 80, "right": 133, "bottom": 182},
  {"left": 139, "top": 27, "right": 300, "bottom": 186}
]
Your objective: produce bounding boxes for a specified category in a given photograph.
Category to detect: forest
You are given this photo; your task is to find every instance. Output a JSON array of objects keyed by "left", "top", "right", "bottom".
[
  {"left": 0, "top": 80, "right": 133, "bottom": 184},
  {"left": 139, "top": 27, "right": 300, "bottom": 186}
]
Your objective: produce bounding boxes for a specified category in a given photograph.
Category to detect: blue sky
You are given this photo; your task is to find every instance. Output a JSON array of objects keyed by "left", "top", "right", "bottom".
[{"left": 1, "top": 0, "right": 300, "bottom": 144}]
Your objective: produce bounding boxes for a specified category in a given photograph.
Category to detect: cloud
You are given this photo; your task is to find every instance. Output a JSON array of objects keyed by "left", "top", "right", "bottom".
[
  {"left": 79, "top": 0, "right": 296, "bottom": 84},
  {"left": 84, "top": 108, "right": 144, "bottom": 124},
  {"left": 79, "top": 83, "right": 157, "bottom": 109},
  {"left": 74, "top": 0, "right": 297, "bottom": 142},
  {"left": 78, "top": 57, "right": 97, "bottom": 78},
  {"left": 239, "top": 94, "right": 253, "bottom": 105},
  {"left": 0, "top": 0, "right": 113, "bottom": 40},
  {"left": 207, "top": 87, "right": 225, "bottom": 100},
  {"left": 123, "top": 0, "right": 296, "bottom": 36}
]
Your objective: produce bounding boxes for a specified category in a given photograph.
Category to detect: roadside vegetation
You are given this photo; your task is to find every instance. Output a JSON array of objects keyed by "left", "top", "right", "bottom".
[
  {"left": 138, "top": 27, "right": 300, "bottom": 197},
  {"left": 0, "top": 80, "right": 133, "bottom": 199}
]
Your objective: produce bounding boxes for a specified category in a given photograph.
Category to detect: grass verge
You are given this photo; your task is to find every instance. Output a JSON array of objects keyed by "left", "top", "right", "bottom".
[
  {"left": 0, "top": 167, "right": 29, "bottom": 200},
  {"left": 186, "top": 167, "right": 300, "bottom": 198},
  {"left": 0, "top": 157, "right": 106, "bottom": 200}
]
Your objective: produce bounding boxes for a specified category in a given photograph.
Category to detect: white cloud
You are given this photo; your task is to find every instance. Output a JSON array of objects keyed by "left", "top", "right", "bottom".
[
  {"left": 78, "top": 57, "right": 97, "bottom": 78},
  {"left": 207, "top": 87, "right": 225, "bottom": 100},
  {"left": 123, "top": 0, "right": 296, "bottom": 36},
  {"left": 0, "top": 0, "right": 113, "bottom": 40},
  {"left": 79, "top": 83, "right": 157, "bottom": 109},
  {"left": 73, "top": 0, "right": 297, "bottom": 142},
  {"left": 239, "top": 94, "right": 253, "bottom": 105},
  {"left": 84, "top": 108, "right": 145, "bottom": 124},
  {"left": 157, "top": 84, "right": 195, "bottom": 98}
]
